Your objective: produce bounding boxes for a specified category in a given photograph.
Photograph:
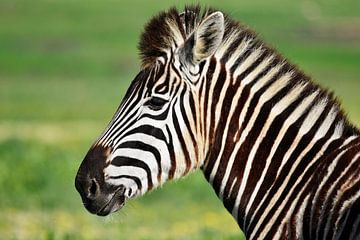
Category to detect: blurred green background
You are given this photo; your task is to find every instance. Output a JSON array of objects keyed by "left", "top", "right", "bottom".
[{"left": 0, "top": 0, "right": 359, "bottom": 239}]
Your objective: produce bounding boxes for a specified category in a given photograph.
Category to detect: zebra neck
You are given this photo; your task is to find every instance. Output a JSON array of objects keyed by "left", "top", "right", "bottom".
[{"left": 198, "top": 42, "right": 359, "bottom": 234}]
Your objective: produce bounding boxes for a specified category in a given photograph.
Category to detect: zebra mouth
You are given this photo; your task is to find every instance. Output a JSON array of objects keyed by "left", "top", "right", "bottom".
[{"left": 96, "top": 187, "right": 126, "bottom": 216}]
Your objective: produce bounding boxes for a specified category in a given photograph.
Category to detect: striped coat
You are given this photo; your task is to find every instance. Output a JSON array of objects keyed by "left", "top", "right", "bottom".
[{"left": 75, "top": 6, "right": 360, "bottom": 239}]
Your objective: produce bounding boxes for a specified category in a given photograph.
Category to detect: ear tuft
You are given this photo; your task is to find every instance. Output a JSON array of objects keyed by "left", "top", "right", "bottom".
[
  {"left": 193, "top": 11, "right": 224, "bottom": 63},
  {"left": 179, "top": 11, "right": 224, "bottom": 66}
]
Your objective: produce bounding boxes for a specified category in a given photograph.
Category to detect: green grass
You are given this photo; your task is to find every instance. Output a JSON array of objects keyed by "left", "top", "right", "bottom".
[{"left": 0, "top": 0, "right": 359, "bottom": 239}]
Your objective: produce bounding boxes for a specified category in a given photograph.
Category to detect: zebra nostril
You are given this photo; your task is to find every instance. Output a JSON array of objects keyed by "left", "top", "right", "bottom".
[{"left": 89, "top": 179, "right": 98, "bottom": 197}]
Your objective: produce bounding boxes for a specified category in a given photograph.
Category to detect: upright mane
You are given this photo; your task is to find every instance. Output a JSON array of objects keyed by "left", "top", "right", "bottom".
[
  {"left": 139, "top": 6, "right": 252, "bottom": 68},
  {"left": 139, "top": 5, "right": 359, "bottom": 135}
]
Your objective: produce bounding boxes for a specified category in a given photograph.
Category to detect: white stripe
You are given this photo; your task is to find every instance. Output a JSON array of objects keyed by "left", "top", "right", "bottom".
[
  {"left": 214, "top": 70, "right": 231, "bottom": 130},
  {"left": 199, "top": 60, "right": 211, "bottom": 155},
  {"left": 253, "top": 99, "right": 331, "bottom": 239},
  {"left": 107, "top": 177, "right": 139, "bottom": 198},
  {"left": 277, "top": 98, "right": 327, "bottom": 173},
  {"left": 113, "top": 133, "right": 171, "bottom": 184},
  {"left": 233, "top": 71, "right": 293, "bottom": 220},
  {"left": 214, "top": 29, "right": 242, "bottom": 59},
  {"left": 323, "top": 152, "right": 360, "bottom": 240},
  {"left": 340, "top": 135, "right": 357, "bottom": 147},
  {"left": 236, "top": 62, "right": 284, "bottom": 136},
  {"left": 99, "top": 74, "right": 150, "bottom": 144},
  {"left": 297, "top": 194, "right": 310, "bottom": 240},
  {"left": 335, "top": 174, "right": 360, "bottom": 240},
  {"left": 105, "top": 165, "right": 148, "bottom": 195},
  {"left": 225, "top": 39, "right": 252, "bottom": 69},
  {"left": 240, "top": 55, "right": 275, "bottom": 85},
  {"left": 233, "top": 47, "right": 264, "bottom": 78},
  {"left": 100, "top": 96, "right": 143, "bottom": 145},
  {"left": 167, "top": 103, "right": 195, "bottom": 178},
  {"left": 153, "top": 59, "right": 169, "bottom": 87},
  {"left": 204, "top": 60, "right": 221, "bottom": 160},
  {"left": 244, "top": 83, "right": 309, "bottom": 224},
  {"left": 228, "top": 177, "right": 238, "bottom": 199},
  {"left": 211, "top": 55, "right": 274, "bottom": 191},
  {"left": 247, "top": 89, "right": 319, "bottom": 229},
  {"left": 335, "top": 211, "right": 351, "bottom": 240},
  {"left": 236, "top": 83, "right": 308, "bottom": 213},
  {"left": 166, "top": 18, "right": 185, "bottom": 47},
  {"left": 113, "top": 148, "right": 160, "bottom": 186},
  {"left": 208, "top": 59, "right": 282, "bottom": 185},
  {"left": 173, "top": 92, "right": 198, "bottom": 175},
  {"left": 349, "top": 214, "right": 360, "bottom": 239}
]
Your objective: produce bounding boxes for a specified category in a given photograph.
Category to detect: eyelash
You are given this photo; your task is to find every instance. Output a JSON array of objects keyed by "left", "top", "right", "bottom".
[{"left": 146, "top": 97, "right": 168, "bottom": 110}]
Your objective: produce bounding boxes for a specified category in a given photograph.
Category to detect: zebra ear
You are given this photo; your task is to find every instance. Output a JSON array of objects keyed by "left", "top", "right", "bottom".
[{"left": 179, "top": 11, "right": 224, "bottom": 65}]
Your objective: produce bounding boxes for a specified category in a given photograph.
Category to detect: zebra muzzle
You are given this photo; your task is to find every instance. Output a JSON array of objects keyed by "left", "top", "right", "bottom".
[
  {"left": 75, "top": 144, "right": 127, "bottom": 216},
  {"left": 96, "top": 185, "right": 126, "bottom": 216}
]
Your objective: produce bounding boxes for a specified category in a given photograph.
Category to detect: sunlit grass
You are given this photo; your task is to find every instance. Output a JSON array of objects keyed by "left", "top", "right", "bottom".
[
  {"left": 0, "top": 208, "right": 242, "bottom": 240},
  {"left": 0, "top": 135, "right": 243, "bottom": 239},
  {"left": 0, "top": 137, "right": 243, "bottom": 239}
]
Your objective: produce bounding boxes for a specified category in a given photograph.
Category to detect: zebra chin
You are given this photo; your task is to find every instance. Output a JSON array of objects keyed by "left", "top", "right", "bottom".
[
  {"left": 77, "top": 182, "right": 129, "bottom": 216},
  {"left": 92, "top": 185, "right": 127, "bottom": 216}
]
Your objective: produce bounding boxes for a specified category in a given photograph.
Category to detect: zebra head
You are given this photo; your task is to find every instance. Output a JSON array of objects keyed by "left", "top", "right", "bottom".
[{"left": 75, "top": 8, "right": 225, "bottom": 216}]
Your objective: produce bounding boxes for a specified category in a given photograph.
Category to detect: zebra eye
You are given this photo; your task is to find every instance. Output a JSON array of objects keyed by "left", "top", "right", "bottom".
[{"left": 146, "top": 96, "right": 168, "bottom": 110}]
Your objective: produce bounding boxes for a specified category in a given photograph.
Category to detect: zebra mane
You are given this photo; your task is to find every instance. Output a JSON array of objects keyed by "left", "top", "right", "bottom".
[
  {"left": 138, "top": 6, "right": 359, "bottom": 135},
  {"left": 139, "top": 5, "right": 262, "bottom": 68},
  {"left": 139, "top": 6, "right": 216, "bottom": 68}
]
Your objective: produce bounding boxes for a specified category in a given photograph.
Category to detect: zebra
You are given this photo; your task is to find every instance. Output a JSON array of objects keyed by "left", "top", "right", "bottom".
[{"left": 75, "top": 6, "right": 360, "bottom": 239}]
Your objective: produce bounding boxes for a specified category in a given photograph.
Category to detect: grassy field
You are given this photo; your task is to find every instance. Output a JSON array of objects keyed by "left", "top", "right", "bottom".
[{"left": 0, "top": 0, "right": 359, "bottom": 239}]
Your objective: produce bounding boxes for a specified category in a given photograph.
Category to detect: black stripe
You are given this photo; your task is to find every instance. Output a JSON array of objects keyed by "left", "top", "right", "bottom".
[
  {"left": 202, "top": 62, "right": 227, "bottom": 177},
  {"left": 117, "top": 141, "right": 162, "bottom": 182},
  {"left": 202, "top": 58, "right": 217, "bottom": 153},
  {"left": 109, "top": 175, "right": 142, "bottom": 190},
  {"left": 166, "top": 125, "right": 176, "bottom": 179},
  {"left": 240, "top": 69, "right": 283, "bottom": 133},
  {"left": 230, "top": 41, "right": 262, "bottom": 73},
  {"left": 316, "top": 143, "right": 360, "bottom": 239},
  {"left": 140, "top": 104, "right": 170, "bottom": 121},
  {"left": 238, "top": 80, "right": 294, "bottom": 206},
  {"left": 107, "top": 109, "right": 141, "bottom": 143},
  {"left": 120, "top": 125, "right": 167, "bottom": 142},
  {"left": 154, "top": 64, "right": 168, "bottom": 94},
  {"left": 250, "top": 99, "right": 332, "bottom": 238},
  {"left": 179, "top": 86, "right": 197, "bottom": 160},
  {"left": 102, "top": 79, "right": 146, "bottom": 142},
  {"left": 188, "top": 91, "right": 197, "bottom": 129},
  {"left": 263, "top": 115, "right": 340, "bottom": 238},
  {"left": 208, "top": 58, "right": 283, "bottom": 206},
  {"left": 220, "top": 31, "right": 250, "bottom": 65},
  {"left": 303, "top": 123, "right": 345, "bottom": 238},
  {"left": 172, "top": 98, "right": 192, "bottom": 175},
  {"left": 111, "top": 156, "right": 153, "bottom": 190},
  {"left": 241, "top": 86, "right": 308, "bottom": 229}
]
